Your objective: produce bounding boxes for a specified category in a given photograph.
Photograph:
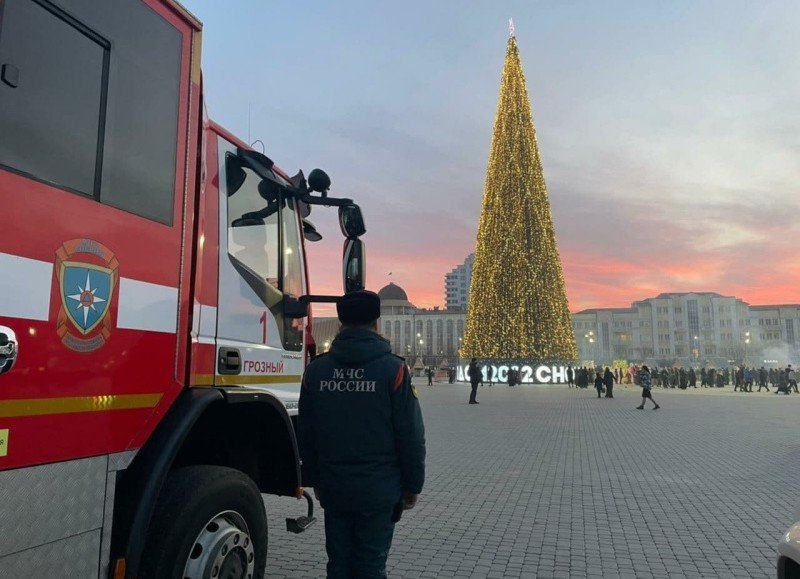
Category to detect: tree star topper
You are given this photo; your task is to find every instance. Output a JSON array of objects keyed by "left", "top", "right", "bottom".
[{"left": 509, "top": 18, "right": 515, "bottom": 37}]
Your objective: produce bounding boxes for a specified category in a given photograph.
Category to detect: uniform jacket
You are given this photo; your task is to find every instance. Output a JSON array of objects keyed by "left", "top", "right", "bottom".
[{"left": 298, "top": 327, "right": 426, "bottom": 512}]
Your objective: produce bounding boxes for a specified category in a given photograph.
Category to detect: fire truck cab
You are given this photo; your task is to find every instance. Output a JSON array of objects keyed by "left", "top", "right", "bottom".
[{"left": 0, "top": 0, "right": 366, "bottom": 577}]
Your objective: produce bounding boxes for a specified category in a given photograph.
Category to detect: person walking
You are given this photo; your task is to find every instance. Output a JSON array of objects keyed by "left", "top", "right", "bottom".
[
  {"left": 567, "top": 365, "right": 575, "bottom": 388},
  {"left": 757, "top": 367, "right": 769, "bottom": 391},
  {"left": 744, "top": 367, "right": 753, "bottom": 392},
  {"left": 636, "top": 365, "right": 660, "bottom": 410},
  {"left": 603, "top": 367, "right": 615, "bottom": 398},
  {"left": 298, "top": 290, "right": 426, "bottom": 578},
  {"left": 788, "top": 365, "right": 798, "bottom": 393},
  {"left": 467, "top": 357, "right": 481, "bottom": 404},
  {"left": 426, "top": 367, "right": 433, "bottom": 387},
  {"left": 736, "top": 367, "right": 747, "bottom": 392},
  {"left": 594, "top": 371, "right": 604, "bottom": 398},
  {"left": 776, "top": 369, "right": 791, "bottom": 395}
]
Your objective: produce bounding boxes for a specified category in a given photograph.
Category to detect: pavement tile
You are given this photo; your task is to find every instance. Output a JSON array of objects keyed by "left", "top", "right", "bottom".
[{"left": 262, "top": 384, "right": 800, "bottom": 578}]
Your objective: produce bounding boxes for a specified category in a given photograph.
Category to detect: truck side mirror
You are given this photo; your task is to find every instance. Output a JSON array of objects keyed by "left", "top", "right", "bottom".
[
  {"left": 283, "top": 295, "right": 309, "bottom": 319},
  {"left": 236, "top": 148, "right": 275, "bottom": 178},
  {"left": 225, "top": 154, "right": 247, "bottom": 196},
  {"left": 343, "top": 238, "right": 366, "bottom": 293},
  {"left": 338, "top": 204, "right": 366, "bottom": 238},
  {"left": 302, "top": 219, "right": 323, "bottom": 242}
]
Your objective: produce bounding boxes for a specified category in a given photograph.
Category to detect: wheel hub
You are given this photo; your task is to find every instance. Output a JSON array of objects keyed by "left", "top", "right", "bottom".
[{"left": 183, "top": 510, "right": 255, "bottom": 579}]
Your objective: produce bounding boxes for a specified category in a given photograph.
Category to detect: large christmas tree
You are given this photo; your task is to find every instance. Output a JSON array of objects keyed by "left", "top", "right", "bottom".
[{"left": 463, "top": 30, "right": 577, "bottom": 361}]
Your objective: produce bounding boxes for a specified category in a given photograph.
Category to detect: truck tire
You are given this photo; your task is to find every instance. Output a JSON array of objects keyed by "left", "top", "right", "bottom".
[{"left": 140, "top": 465, "right": 267, "bottom": 579}]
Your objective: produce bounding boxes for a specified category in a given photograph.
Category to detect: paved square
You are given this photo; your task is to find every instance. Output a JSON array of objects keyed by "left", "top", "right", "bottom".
[{"left": 264, "top": 383, "right": 800, "bottom": 578}]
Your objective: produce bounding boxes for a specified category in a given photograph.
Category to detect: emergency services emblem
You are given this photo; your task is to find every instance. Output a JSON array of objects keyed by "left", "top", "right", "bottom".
[{"left": 55, "top": 239, "right": 119, "bottom": 352}]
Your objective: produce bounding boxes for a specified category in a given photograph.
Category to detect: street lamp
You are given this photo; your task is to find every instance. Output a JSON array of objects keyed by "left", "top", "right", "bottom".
[
  {"left": 744, "top": 332, "right": 751, "bottom": 365},
  {"left": 323, "top": 340, "right": 330, "bottom": 353},
  {"left": 693, "top": 335, "right": 699, "bottom": 362},
  {"left": 411, "top": 332, "right": 422, "bottom": 362},
  {"left": 584, "top": 331, "right": 596, "bottom": 364}
]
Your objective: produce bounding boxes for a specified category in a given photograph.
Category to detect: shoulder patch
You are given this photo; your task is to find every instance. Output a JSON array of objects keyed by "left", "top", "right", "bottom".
[{"left": 392, "top": 361, "right": 406, "bottom": 393}]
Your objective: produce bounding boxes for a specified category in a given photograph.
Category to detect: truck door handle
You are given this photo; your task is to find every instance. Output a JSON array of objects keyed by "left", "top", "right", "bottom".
[
  {"left": 218, "top": 347, "right": 241, "bottom": 375},
  {"left": 0, "top": 326, "right": 18, "bottom": 375}
]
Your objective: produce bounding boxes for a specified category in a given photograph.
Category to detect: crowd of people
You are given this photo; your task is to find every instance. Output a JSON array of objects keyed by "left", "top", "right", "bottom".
[{"left": 567, "top": 364, "right": 798, "bottom": 394}]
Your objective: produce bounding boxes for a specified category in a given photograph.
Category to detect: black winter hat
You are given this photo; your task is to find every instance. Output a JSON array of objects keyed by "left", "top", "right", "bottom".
[{"left": 337, "top": 290, "right": 381, "bottom": 325}]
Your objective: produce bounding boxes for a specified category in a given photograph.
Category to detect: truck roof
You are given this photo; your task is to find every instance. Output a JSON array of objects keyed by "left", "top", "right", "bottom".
[{"left": 162, "top": 0, "right": 203, "bottom": 31}]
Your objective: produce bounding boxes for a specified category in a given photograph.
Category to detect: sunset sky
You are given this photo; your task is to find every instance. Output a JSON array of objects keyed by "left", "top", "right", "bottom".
[{"left": 185, "top": 0, "right": 800, "bottom": 314}]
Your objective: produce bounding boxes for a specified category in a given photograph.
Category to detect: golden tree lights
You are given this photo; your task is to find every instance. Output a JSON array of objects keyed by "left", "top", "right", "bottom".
[{"left": 462, "top": 33, "right": 578, "bottom": 361}]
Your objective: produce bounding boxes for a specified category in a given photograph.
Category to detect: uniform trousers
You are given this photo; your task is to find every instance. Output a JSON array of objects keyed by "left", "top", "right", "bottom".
[{"left": 325, "top": 507, "right": 396, "bottom": 578}]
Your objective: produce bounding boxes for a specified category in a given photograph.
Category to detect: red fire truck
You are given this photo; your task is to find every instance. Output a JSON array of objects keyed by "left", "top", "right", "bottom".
[{"left": 0, "top": 0, "right": 367, "bottom": 576}]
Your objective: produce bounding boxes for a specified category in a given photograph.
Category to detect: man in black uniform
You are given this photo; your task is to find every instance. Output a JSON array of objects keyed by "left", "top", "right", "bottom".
[{"left": 298, "top": 290, "right": 426, "bottom": 578}]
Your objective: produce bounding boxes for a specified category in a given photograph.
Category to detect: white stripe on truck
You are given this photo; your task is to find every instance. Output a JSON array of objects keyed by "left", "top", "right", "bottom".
[
  {"left": 0, "top": 253, "right": 53, "bottom": 321},
  {"left": 116, "top": 278, "right": 178, "bottom": 333},
  {"left": 0, "top": 252, "right": 179, "bottom": 333}
]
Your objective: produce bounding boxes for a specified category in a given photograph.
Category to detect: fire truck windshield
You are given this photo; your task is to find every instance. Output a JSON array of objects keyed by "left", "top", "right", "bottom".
[{"left": 223, "top": 147, "right": 305, "bottom": 350}]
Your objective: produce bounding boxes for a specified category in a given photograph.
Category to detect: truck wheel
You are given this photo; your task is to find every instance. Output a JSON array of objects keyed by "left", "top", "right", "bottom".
[{"left": 140, "top": 465, "right": 267, "bottom": 579}]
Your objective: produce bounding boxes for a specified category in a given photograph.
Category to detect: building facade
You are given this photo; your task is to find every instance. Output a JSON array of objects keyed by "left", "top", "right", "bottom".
[
  {"left": 444, "top": 253, "right": 474, "bottom": 311},
  {"left": 573, "top": 292, "right": 800, "bottom": 367},
  {"left": 378, "top": 283, "right": 466, "bottom": 367},
  {"left": 312, "top": 287, "right": 800, "bottom": 370}
]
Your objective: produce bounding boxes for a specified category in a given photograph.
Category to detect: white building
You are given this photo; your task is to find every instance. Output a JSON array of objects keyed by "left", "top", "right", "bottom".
[
  {"left": 313, "top": 288, "right": 800, "bottom": 369},
  {"left": 378, "top": 283, "right": 465, "bottom": 366},
  {"left": 444, "top": 253, "right": 474, "bottom": 312},
  {"left": 572, "top": 292, "right": 800, "bottom": 367}
]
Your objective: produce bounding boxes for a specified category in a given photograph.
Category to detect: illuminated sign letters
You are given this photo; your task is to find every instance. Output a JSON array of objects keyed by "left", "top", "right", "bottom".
[{"left": 457, "top": 364, "right": 571, "bottom": 384}]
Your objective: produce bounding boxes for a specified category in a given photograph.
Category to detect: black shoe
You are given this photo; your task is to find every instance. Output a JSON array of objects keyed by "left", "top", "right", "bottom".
[
  {"left": 654, "top": 405, "right": 661, "bottom": 410},
  {"left": 635, "top": 406, "right": 644, "bottom": 410}
]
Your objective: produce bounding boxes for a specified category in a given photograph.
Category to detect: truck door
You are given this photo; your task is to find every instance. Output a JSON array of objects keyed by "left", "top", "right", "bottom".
[
  {"left": 215, "top": 140, "right": 307, "bottom": 402},
  {"left": 0, "top": 0, "right": 197, "bottom": 469}
]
